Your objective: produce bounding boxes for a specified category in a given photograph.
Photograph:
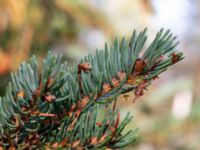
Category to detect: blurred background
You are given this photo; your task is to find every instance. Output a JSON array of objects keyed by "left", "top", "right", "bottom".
[{"left": 0, "top": 0, "right": 199, "bottom": 149}]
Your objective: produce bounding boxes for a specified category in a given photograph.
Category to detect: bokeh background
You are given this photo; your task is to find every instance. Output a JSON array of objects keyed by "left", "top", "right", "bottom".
[{"left": 0, "top": 0, "right": 199, "bottom": 149}]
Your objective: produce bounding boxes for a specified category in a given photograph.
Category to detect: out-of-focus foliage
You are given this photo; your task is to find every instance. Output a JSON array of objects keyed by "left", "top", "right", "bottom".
[
  {"left": 0, "top": 0, "right": 114, "bottom": 95},
  {"left": 0, "top": 0, "right": 200, "bottom": 149}
]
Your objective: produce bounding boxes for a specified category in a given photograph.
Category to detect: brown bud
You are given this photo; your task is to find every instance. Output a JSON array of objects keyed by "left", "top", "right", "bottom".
[
  {"left": 91, "top": 137, "right": 98, "bottom": 145},
  {"left": 21, "top": 106, "right": 28, "bottom": 112},
  {"left": 45, "top": 145, "right": 51, "bottom": 150},
  {"left": 71, "top": 103, "right": 76, "bottom": 111},
  {"left": 126, "top": 75, "right": 136, "bottom": 84},
  {"left": 44, "top": 94, "right": 56, "bottom": 102},
  {"left": 172, "top": 52, "right": 180, "bottom": 64},
  {"left": 111, "top": 78, "right": 120, "bottom": 87},
  {"left": 102, "top": 83, "right": 111, "bottom": 94},
  {"left": 52, "top": 142, "right": 59, "bottom": 149},
  {"left": 67, "top": 111, "right": 73, "bottom": 117},
  {"left": 60, "top": 138, "right": 67, "bottom": 147},
  {"left": 17, "top": 91, "right": 25, "bottom": 99},
  {"left": 98, "top": 134, "right": 107, "bottom": 143},
  {"left": 78, "top": 62, "right": 92, "bottom": 73},
  {"left": 96, "top": 122, "right": 102, "bottom": 127},
  {"left": 32, "top": 88, "right": 41, "bottom": 99},
  {"left": 12, "top": 116, "right": 20, "bottom": 128},
  {"left": 47, "top": 78, "right": 54, "bottom": 88},
  {"left": 80, "top": 96, "right": 89, "bottom": 108},
  {"left": 109, "top": 126, "right": 115, "bottom": 132},
  {"left": 118, "top": 71, "right": 126, "bottom": 81},
  {"left": 8, "top": 146, "right": 16, "bottom": 150},
  {"left": 134, "top": 59, "right": 146, "bottom": 74},
  {"left": 71, "top": 140, "right": 80, "bottom": 148},
  {"left": 134, "top": 81, "right": 148, "bottom": 100}
]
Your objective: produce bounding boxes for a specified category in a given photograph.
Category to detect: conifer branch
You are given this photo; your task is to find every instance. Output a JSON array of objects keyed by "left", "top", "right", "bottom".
[{"left": 0, "top": 28, "right": 184, "bottom": 149}]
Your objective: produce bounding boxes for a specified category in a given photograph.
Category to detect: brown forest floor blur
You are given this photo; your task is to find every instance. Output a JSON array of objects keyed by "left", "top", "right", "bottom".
[{"left": 0, "top": 0, "right": 200, "bottom": 150}]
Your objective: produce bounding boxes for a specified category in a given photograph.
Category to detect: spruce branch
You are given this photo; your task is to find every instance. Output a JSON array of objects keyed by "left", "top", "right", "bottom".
[{"left": 0, "top": 28, "right": 184, "bottom": 149}]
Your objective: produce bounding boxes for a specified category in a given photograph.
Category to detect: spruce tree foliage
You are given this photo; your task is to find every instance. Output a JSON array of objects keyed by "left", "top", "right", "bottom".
[{"left": 0, "top": 28, "right": 184, "bottom": 149}]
